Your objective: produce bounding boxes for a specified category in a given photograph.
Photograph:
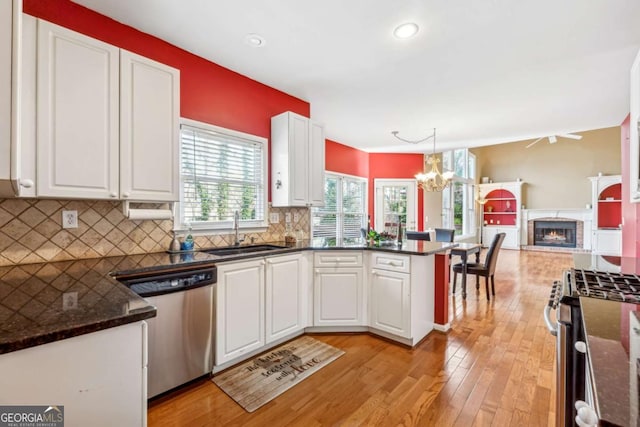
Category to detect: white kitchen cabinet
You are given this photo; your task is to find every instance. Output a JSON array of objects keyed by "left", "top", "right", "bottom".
[
  {"left": 592, "top": 229, "right": 622, "bottom": 256},
  {"left": 0, "top": 321, "right": 148, "bottom": 427},
  {"left": 0, "top": 0, "right": 19, "bottom": 196},
  {"left": 313, "top": 251, "right": 364, "bottom": 326},
  {"left": 120, "top": 50, "right": 180, "bottom": 201},
  {"left": 369, "top": 268, "right": 411, "bottom": 338},
  {"left": 215, "top": 258, "right": 266, "bottom": 366},
  {"left": 35, "top": 19, "right": 180, "bottom": 201},
  {"left": 265, "top": 253, "right": 306, "bottom": 343},
  {"left": 271, "top": 111, "right": 325, "bottom": 207},
  {"left": 36, "top": 19, "right": 120, "bottom": 199}
]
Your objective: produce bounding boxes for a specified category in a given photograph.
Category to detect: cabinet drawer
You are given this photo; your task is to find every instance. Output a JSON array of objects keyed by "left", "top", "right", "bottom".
[
  {"left": 370, "top": 252, "right": 410, "bottom": 274},
  {"left": 314, "top": 251, "right": 362, "bottom": 267}
]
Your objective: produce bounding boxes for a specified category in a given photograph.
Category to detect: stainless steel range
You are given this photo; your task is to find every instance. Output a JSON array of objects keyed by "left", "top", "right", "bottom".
[{"left": 545, "top": 256, "right": 640, "bottom": 427}]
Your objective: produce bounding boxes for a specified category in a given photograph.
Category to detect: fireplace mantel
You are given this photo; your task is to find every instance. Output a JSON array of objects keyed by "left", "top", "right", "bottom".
[{"left": 522, "top": 209, "right": 593, "bottom": 250}]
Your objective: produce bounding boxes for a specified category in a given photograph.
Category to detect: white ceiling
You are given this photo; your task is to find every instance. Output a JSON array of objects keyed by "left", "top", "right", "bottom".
[{"left": 72, "top": 0, "right": 640, "bottom": 153}]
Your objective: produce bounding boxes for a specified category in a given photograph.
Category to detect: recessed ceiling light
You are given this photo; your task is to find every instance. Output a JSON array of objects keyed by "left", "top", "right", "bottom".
[
  {"left": 245, "top": 33, "right": 266, "bottom": 48},
  {"left": 393, "top": 23, "right": 419, "bottom": 39}
]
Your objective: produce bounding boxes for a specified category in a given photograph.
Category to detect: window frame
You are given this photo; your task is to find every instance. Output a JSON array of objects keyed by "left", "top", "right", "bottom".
[
  {"left": 442, "top": 150, "right": 476, "bottom": 240},
  {"left": 311, "top": 171, "right": 368, "bottom": 241},
  {"left": 175, "top": 118, "right": 269, "bottom": 233}
]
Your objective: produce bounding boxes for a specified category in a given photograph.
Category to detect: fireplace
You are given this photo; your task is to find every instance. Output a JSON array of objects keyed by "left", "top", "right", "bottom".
[{"left": 534, "top": 220, "right": 577, "bottom": 248}]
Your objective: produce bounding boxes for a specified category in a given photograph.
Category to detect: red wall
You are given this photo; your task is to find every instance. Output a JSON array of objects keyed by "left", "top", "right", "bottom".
[
  {"left": 621, "top": 115, "right": 640, "bottom": 257},
  {"left": 369, "top": 153, "right": 425, "bottom": 231},
  {"left": 325, "top": 140, "right": 369, "bottom": 177}
]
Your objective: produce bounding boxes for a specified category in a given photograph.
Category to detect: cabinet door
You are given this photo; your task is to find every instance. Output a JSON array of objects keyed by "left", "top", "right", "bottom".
[
  {"left": 502, "top": 228, "right": 519, "bottom": 249},
  {"left": 370, "top": 269, "right": 411, "bottom": 338},
  {"left": 482, "top": 227, "right": 498, "bottom": 248},
  {"left": 314, "top": 267, "right": 364, "bottom": 326},
  {"left": 308, "top": 120, "right": 325, "bottom": 206},
  {"left": 594, "top": 230, "right": 622, "bottom": 256},
  {"left": 120, "top": 50, "right": 180, "bottom": 201},
  {"left": 289, "top": 112, "right": 309, "bottom": 206},
  {"left": 215, "top": 259, "right": 265, "bottom": 366},
  {"left": 37, "top": 20, "right": 119, "bottom": 199},
  {"left": 0, "top": 321, "right": 147, "bottom": 427},
  {"left": 265, "top": 253, "right": 304, "bottom": 343}
]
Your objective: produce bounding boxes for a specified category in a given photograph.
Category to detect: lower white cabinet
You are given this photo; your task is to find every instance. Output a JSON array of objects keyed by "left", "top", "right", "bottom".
[
  {"left": 265, "top": 253, "right": 306, "bottom": 343},
  {"left": 215, "top": 258, "right": 266, "bottom": 366},
  {"left": 482, "top": 226, "right": 519, "bottom": 249},
  {"left": 314, "top": 267, "right": 364, "bottom": 326},
  {"left": 592, "top": 229, "right": 622, "bottom": 256},
  {"left": 214, "top": 253, "right": 308, "bottom": 368},
  {"left": 369, "top": 268, "right": 411, "bottom": 338},
  {"left": 0, "top": 321, "right": 148, "bottom": 427}
]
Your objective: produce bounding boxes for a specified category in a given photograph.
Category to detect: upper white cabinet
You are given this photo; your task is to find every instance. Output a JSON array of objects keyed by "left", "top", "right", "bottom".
[
  {"left": 120, "top": 51, "right": 180, "bottom": 201},
  {"left": 35, "top": 19, "right": 180, "bottom": 201},
  {"left": 37, "top": 20, "right": 120, "bottom": 199},
  {"left": 0, "top": 0, "right": 23, "bottom": 197},
  {"left": 271, "top": 111, "right": 325, "bottom": 207},
  {"left": 630, "top": 48, "right": 640, "bottom": 203}
]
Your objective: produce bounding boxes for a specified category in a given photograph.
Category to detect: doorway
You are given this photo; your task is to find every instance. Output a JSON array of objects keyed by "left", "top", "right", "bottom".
[{"left": 374, "top": 179, "right": 417, "bottom": 236}]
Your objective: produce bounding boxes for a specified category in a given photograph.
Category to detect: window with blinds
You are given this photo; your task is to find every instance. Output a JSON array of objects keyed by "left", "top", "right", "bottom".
[
  {"left": 312, "top": 173, "right": 367, "bottom": 240},
  {"left": 179, "top": 121, "right": 267, "bottom": 229}
]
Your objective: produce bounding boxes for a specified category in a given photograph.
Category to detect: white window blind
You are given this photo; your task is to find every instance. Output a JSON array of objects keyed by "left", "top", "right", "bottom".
[
  {"left": 312, "top": 174, "right": 366, "bottom": 240},
  {"left": 180, "top": 122, "right": 266, "bottom": 228}
]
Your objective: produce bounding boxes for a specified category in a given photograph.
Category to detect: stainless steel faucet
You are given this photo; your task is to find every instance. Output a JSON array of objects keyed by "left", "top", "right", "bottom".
[{"left": 233, "top": 210, "right": 244, "bottom": 246}]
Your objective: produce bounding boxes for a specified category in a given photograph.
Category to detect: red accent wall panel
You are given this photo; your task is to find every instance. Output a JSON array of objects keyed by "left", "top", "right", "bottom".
[
  {"left": 368, "top": 153, "right": 425, "bottom": 231},
  {"left": 325, "top": 140, "right": 369, "bottom": 177}
]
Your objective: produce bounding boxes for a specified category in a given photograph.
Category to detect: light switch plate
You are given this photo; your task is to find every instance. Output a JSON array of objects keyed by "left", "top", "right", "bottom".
[
  {"left": 62, "top": 210, "right": 78, "bottom": 229},
  {"left": 62, "top": 292, "right": 78, "bottom": 311},
  {"left": 269, "top": 212, "right": 280, "bottom": 223},
  {"left": 285, "top": 213, "right": 292, "bottom": 223},
  {"left": 293, "top": 212, "right": 300, "bottom": 223}
]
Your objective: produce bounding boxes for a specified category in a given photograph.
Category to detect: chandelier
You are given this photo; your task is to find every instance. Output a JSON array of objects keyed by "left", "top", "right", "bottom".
[{"left": 391, "top": 128, "right": 454, "bottom": 192}]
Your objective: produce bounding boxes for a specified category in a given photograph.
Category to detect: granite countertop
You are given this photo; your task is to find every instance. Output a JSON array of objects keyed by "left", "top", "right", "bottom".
[
  {"left": 0, "top": 239, "right": 454, "bottom": 356},
  {"left": 202, "top": 238, "right": 457, "bottom": 263},
  {"left": 0, "top": 251, "right": 220, "bottom": 355}
]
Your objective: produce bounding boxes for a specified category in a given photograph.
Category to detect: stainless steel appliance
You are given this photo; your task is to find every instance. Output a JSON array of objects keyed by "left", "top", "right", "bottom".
[
  {"left": 545, "top": 264, "right": 640, "bottom": 427},
  {"left": 117, "top": 266, "right": 216, "bottom": 398}
]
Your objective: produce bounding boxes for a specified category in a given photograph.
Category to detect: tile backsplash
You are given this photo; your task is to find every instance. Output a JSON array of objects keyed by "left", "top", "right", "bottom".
[{"left": 0, "top": 199, "right": 310, "bottom": 267}]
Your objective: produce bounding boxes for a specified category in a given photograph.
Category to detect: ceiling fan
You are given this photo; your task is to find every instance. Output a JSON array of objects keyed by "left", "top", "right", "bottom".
[{"left": 525, "top": 133, "right": 583, "bottom": 149}]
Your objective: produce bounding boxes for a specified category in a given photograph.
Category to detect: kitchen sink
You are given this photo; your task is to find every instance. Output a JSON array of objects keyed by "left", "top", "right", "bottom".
[{"left": 200, "top": 244, "right": 287, "bottom": 257}]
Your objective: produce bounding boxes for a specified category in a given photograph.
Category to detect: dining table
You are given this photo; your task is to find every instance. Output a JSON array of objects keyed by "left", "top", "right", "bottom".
[{"left": 450, "top": 242, "right": 482, "bottom": 298}]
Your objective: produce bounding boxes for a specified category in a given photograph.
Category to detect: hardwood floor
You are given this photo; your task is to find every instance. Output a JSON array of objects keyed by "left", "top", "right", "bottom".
[{"left": 148, "top": 249, "right": 572, "bottom": 426}]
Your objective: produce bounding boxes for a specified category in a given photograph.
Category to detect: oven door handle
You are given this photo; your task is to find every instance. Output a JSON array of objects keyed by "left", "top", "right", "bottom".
[{"left": 543, "top": 305, "right": 558, "bottom": 336}]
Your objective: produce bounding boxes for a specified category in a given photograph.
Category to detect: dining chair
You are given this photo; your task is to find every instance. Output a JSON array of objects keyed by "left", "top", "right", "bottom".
[
  {"left": 452, "top": 232, "right": 505, "bottom": 300},
  {"left": 434, "top": 228, "right": 455, "bottom": 242},
  {"left": 406, "top": 231, "right": 431, "bottom": 241}
]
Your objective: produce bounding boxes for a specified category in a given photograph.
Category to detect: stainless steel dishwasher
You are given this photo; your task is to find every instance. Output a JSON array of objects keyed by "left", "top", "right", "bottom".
[{"left": 117, "top": 265, "right": 216, "bottom": 398}]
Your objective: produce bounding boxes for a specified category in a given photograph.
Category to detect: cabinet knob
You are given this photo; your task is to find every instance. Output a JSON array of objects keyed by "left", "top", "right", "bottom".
[
  {"left": 123, "top": 192, "right": 130, "bottom": 198},
  {"left": 109, "top": 192, "right": 117, "bottom": 198},
  {"left": 335, "top": 258, "right": 341, "bottom": 262},
  {"left": 260, "top": 260, "right": 266, "bottom": 266},
  {"left": 315, "top": 269, "right": 320, "bottom": 274},
  {"left": 371, "top": 270, "right": 377, "bottom": 275},
  {"left": 20, "top": 179, "right": 34, "bottom": 188}
]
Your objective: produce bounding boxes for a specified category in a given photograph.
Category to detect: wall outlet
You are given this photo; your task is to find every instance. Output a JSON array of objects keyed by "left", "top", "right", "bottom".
[
  {"left": 62, "top": 210, "right": 78, "bottom": 229},
  {"left": 269, "top": 212, "right": 280, "bottom": 223},
  {"left": 293, "top": 212, "right": 300, "bottom": 223},
  {"left": 62, "top": 292, "right": 78, "bottom": 311},
  {"left": 285, "top": 213, "right": 292, "bottom": 223}
]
